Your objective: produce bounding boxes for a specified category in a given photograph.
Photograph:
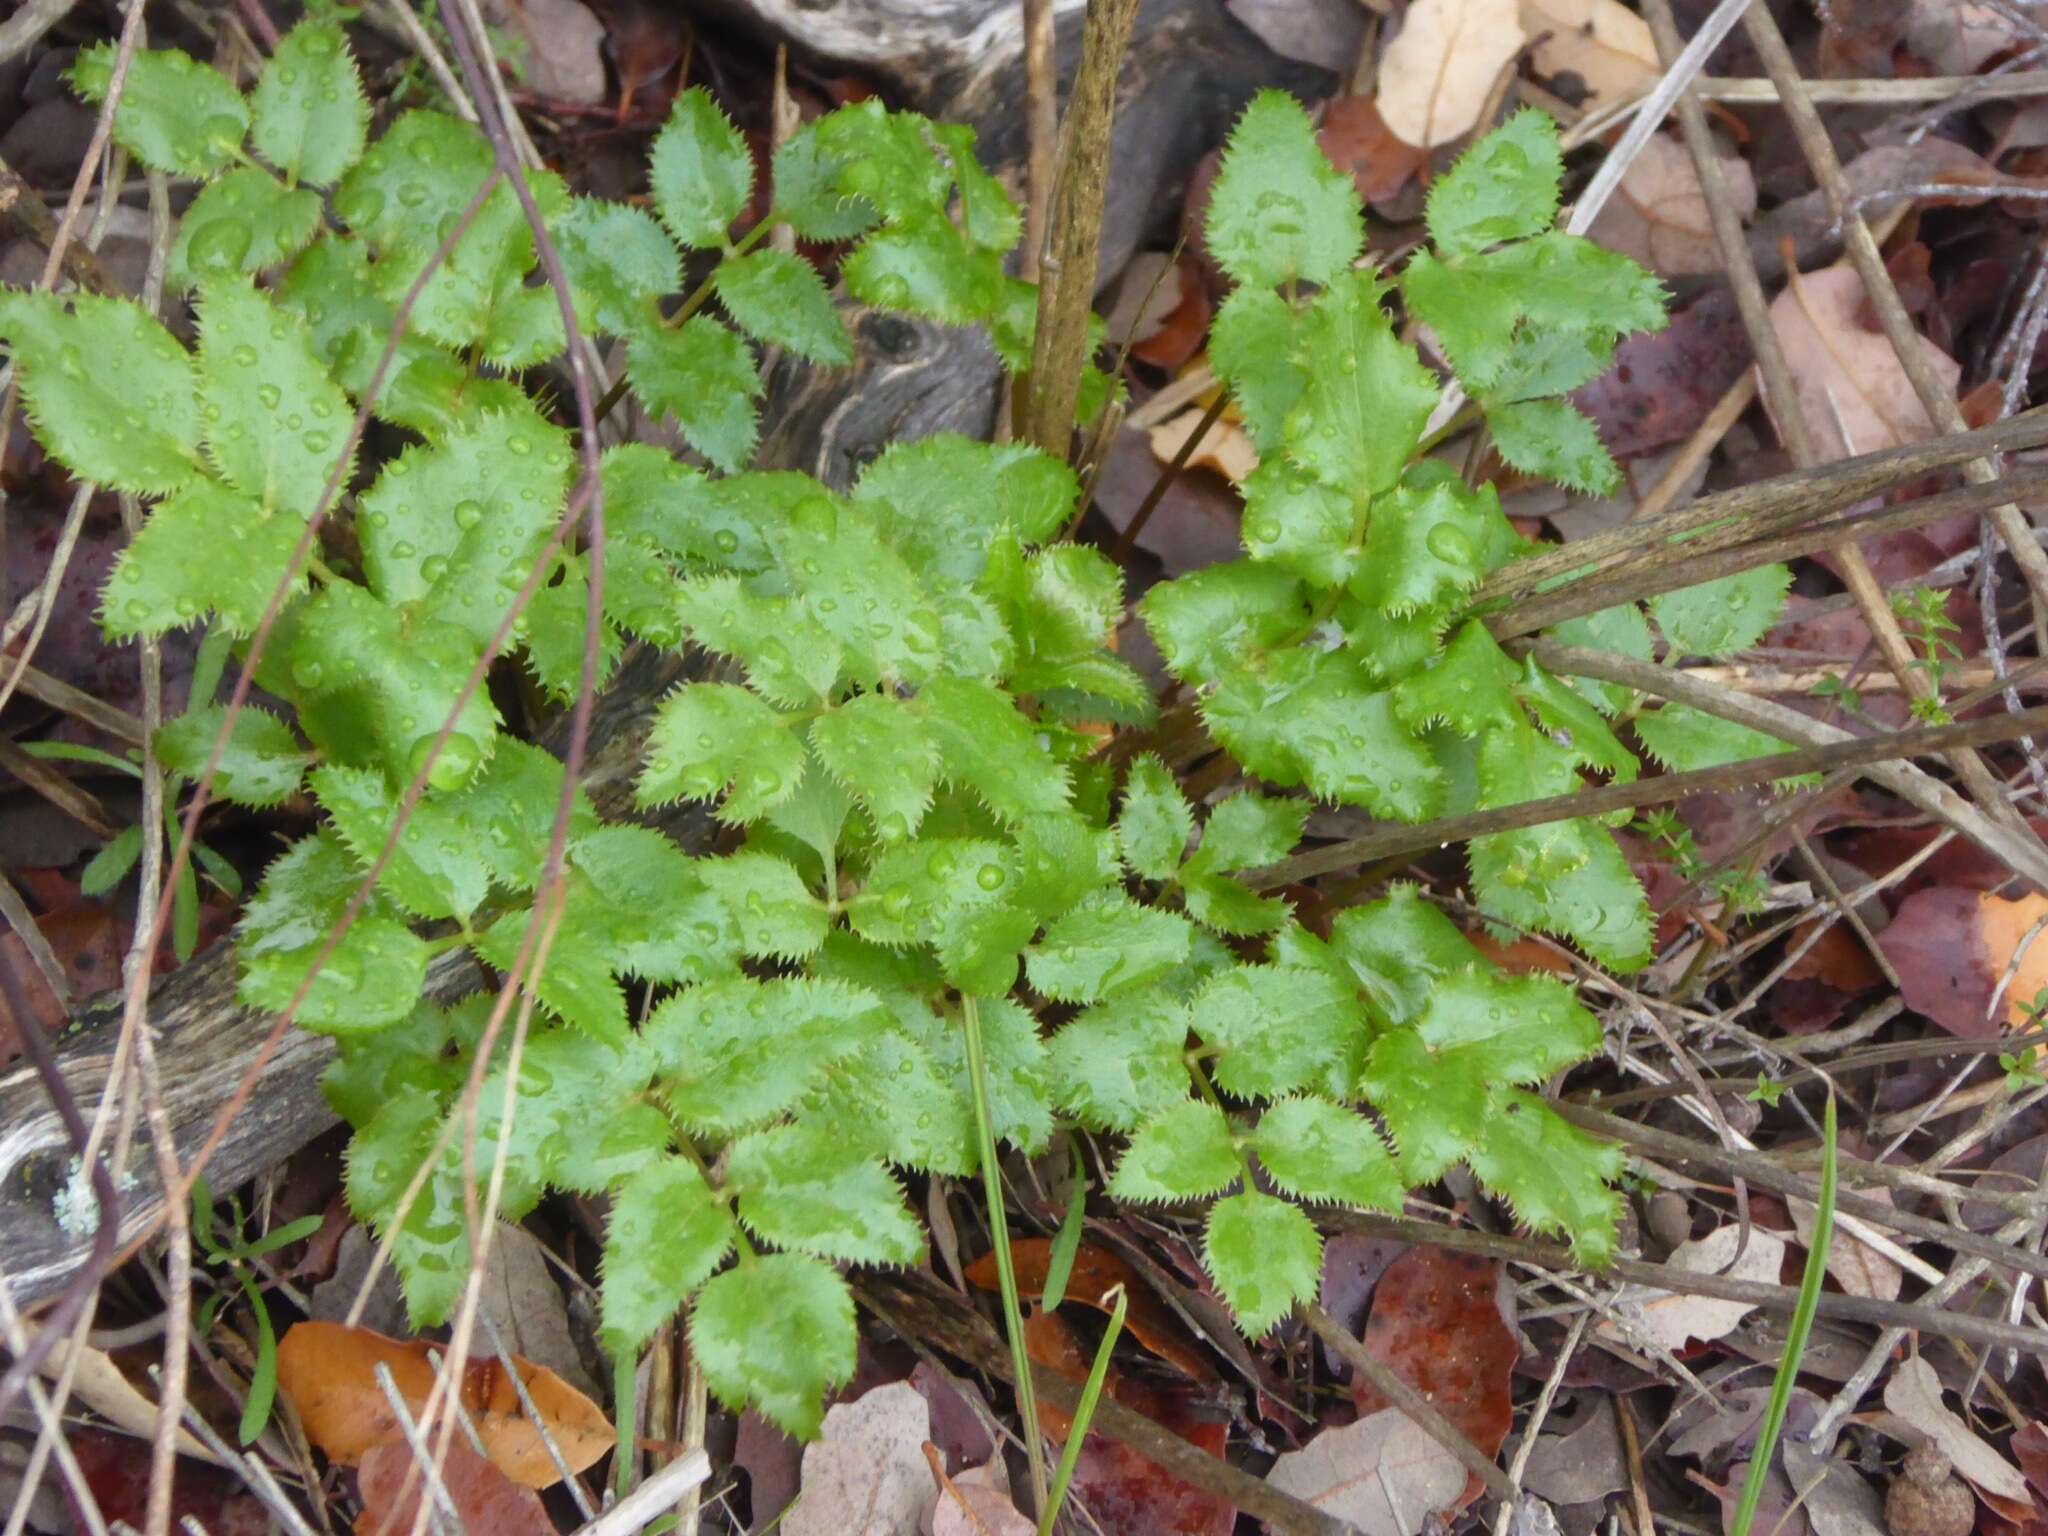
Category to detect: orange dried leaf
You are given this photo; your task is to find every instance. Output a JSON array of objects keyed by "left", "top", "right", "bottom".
[
  {"left": 276, "top": 1321, "right": 609, "bottom": 1489},
  {"left": 966, "top": 1239, "right": 1217, "bottom": 1382}
]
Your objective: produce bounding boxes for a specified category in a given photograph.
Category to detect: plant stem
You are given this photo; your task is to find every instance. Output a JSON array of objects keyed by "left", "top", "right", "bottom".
[
  {"left": 1039, "top": 1284, "right": 1125, "bottom": 1536},
  {"left": 960, "top": 994, "right": 1050, "bottom": 1518},
  {"left": 1728, "top": 1090, "right": 1834, "bottom": 1536}
]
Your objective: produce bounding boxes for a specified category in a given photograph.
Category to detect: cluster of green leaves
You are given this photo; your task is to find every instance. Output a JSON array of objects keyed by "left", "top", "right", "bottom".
[
  {"left": 1151, "top": 93, "right": 1802, "bottom": 973},
  {"left": 4, "top": 32, "right": 1812, "bottom": 1444}
]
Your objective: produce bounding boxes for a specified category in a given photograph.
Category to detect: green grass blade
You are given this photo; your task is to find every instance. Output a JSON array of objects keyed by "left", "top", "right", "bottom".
[
  {"left": 961, "top": 995, "right": 1050, "bottom": 1518},
  {"left": 1729, "top": 1090, "right": 1835, "bottom": 1536},
  {"left": 1040, "top": 1284, "right": 1126, "bottom": 1536},
  {"left": 1039, "top": 1139, "right": 1088, "bottom": 1315}
]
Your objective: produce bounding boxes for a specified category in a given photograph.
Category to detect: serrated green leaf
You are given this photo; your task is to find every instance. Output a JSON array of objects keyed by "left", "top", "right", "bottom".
[
  {"left": 169, "top": 168, "right": 323, "bottom": 291},
  {"left": 358, "top": 406, "right": 572, "bottom": 637},
  {"left": 1252, "top": 1097, "right": 1403, "bottom": 1210},
  {"left": 650, "top": 86, "right": 753, "bottom": 248},
  {"left": 1515, "top": 659, "right": 1638, "bottom": 783},
  {"left": 1356, "top": 465, "right": 1516, "bottom": 618},
  {"left": 697, "top": 851, "right": 829, "bottom": 961},
  {"left": 1488, "top": 397, "right": 1619, "bottom": 496},
  {"left": 70, "top": 42, "right": 247, "bottom": 178},
  {"left": 675, "top": 575, "right": 841, "bottom": 706},
  {"left": 196, "top": 280, "right": 354, "bottom": 520},
  {"left": 915, "top": 676, "right": 1071, "bottom": 823},
  {"left": 1189, "top": 792, "right": 1307, "bottom": 875},
  {"left": 932, "top": 120, "right": 1020, "bottom": 250},
  {"left": 639, "top": 682, "right": 804, "bottom": 822},
  {"left": 600, "top": 1157, "right": 735, "bottom": 1356},
  {"left": 1240, "top": 460, "right": 1362, "bottom": 588},
  {"left": 1340, "top": 597, "right": 1447, "bottom": 684},
  {"left": 1475, "top": 719, "right": 1591, "bottom": 883},
  {"left": 343, "top": 1086, "right": 469, "bottom": 1326},
  {"left": 1633, "top": 703, "right": 1808, "bottom": 785},
  {"left": 852, "top": 433, "right": 1077, "bottom": 587},
  {"left": 1189, "top": 962, "right": 1369, "bottom": 1101},
  {"left": 1282, "top": 269, "right": 1438, "bottom": 499},
  {"left": 273, "top": 581, "right": 500, "bottom": 787},
  {"left": 522, "top": 555, "right": 621, "bottom": 702},
  {"left": 1026, "top": 895, "right": 1193, "bottom": 1003},
  {"left": 1329, "top": 884, "right": 1483, "bottom": 1026},
  {"left": 316, "top": 755, "right": 498, "bottom": 914},
  {"left": 457, "top": 739, "right": 597, "bottom": 893},
  {"left": 768, "top": 494, "right": 943, "bottom": 686},
  {"left": 1356, "top": 1028, "right": 1487, "bottom": 1180},
  {"left": 728, "top": 1122, "right": 923, "bottom": 1265},
  {"left": 0, "top": 289, "right": 201, "bottom": 495},
  {"left": 810, "top": 99, "right": 951, "bottom": 223},
  {"left": 804, "top": 1026, "right": 976, "bottom": 1174},
  {"left": 921, "top": 996, "right": 1054, "bottom": 1153},
  {"left": 553, "top": 198, "right": 677, "bottom": 337},
  {"left": 1463, "top": 1089, "right": 1623, "bottom": 1265},
  {"left": 715, "top": 249, "right": 853, "bottom": 364},
  {"left": 1181, "top": 869, "right": 1292, "bottom": 937},
  {"left": 1417, "top": 967, "right": 1602, "bottom": 1081},
  {"left": 1393, "top": 620, "right": 1521, "bottom": 735},
  {"left": 628, "top": 315, "right": 761, "bottom": 473},
  {"left": 1109, "top": 1100, "right": 1240, "bottom": 1201},
  {"left": 1140, "top": 560, "right": 1312, "bottom": 688},
  {"left": 237, "top": 829, "right": 390, "bottom": 955},
  {"left": 1469, "top": 815, "right": 1652, "bottom": 972},
  {"left": 322, "top": 996, "right": 474, "bottom": 1129},
  {"left": 1204, "top": 1191, "right": 1319, "bottom": 1336},
  {"left": 844, "top": 212, "right": 1003, "bottom": 324},
  {"left": 1116, "top": 755, "right": 1193, "bottom": 881},
  {"left": 1204, "top": 90, "right": 1363, "bottom": 289},
  {"left": 770, "top": 120, "right": 881, "bottom": 243},
  {"left": 1547, "top": 602, "right": 1655, "bottom": 715},
  {"left": 239, "top": 911, "right": 429, "bottom": 1034},
  {"left": 692, "top": 1254, "right": 855, "bottom": 1440},
  {"left": 1649, "top": 563, "right": 1791, "bottom": 658},
  {"left": 250, "top": 19, "right": 369, "bottom": 186},
  {"left": 1046, "top": 990, "right": 1193, "bottom": 1132},
  {"left": 153, "top": 707, "right": 303, "bottom": 810},
  {"left": 649, "top": 976, "right": 887, "bottom": 1133},
  {"left": 1203, "top": 650, "right": 1443, "bottom": 822},
  {"left": 1210, "top": 286, "right": 1307, "bottom": 451},
  {"left": 101, "top": 480, "right": 304, "bottom": 639},
  {"left": 474, "top": 902, "right": 629, "bottom": 1046},
  {"left": 1425, "top": 108, "right": 1564, "bottom": 260},
  {"left": 570, "top": 824, "right": 737, "bottom": 984},
  {"left": 812, "top": 693, "right": 941, "bottom": 842}
]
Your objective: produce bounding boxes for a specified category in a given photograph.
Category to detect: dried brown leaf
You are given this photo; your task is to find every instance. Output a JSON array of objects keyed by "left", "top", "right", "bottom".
[
  {"left": 1768, "top": 262, "right": 1960, "bottom": 459},
  {"left": 1377, "top": 0, "right": 1528, "bottom": 148}
]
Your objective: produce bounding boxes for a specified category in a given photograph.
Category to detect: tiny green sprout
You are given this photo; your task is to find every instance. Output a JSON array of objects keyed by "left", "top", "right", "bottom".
[
  {"left": 1811, "top": 672, "right": 1862, "bottom": 715},
  {"left": 2000, "top": 1050, "right": 2047, "bottom": 1092},
  {"left": 1748, "top": 1074, "right": 1786, "bottom": 1108},
  {"left": 1892, "top": 584, "right": 1962, "bottom": 722}
]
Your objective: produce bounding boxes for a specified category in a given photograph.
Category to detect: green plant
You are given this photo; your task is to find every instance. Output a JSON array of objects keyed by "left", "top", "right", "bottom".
[
  {"left": 190, "top": 1175, "right": 324, "bottom": 1444},
  {"left": 3, "top": 35, "right": 1812, "bottom": 1442},
  {"left": 1893, "top": 584, "right": 1963, "bottom": 724}
]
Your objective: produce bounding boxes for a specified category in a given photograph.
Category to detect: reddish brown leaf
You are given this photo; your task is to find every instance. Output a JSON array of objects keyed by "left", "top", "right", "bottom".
[
  {"left": 1024, "top": 1310, "right": 1235, "bottom": 1536},
  {"left": 1130, "top": 260, "right": 1213, "bottom": 371},
  {"left": 64, "top": 1428, "right": 269, "bottom": 1536},
  {"left": 355, "top": 1437, "right": 554, "bottom": 1536},
  {"left": 1876, "top": 889, "right": 2048, "bottom": 1038},
  {"left": 1316, "top": 97, "right": 1429, "bottom": 206},
  {"left": 965, "top": 1239, "right": 1216, "bottom": 1381},
  {"left": 1348, "top": 1246, "right": 1515, "bottom": 1511},
  {"left": 1573, "top": 286, "right": 1752, "bottom": 459},
  {"left": 276, "top": 1321, "right": 610, "bottom": 1488},
  {"left": 1782, "top": 919, "right": 1884, "bottom": 994}
]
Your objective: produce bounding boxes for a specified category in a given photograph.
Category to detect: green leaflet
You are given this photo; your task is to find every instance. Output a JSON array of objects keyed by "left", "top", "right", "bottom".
[
  {"left": 1116, "top": 755, "right": 1194, "bottom": 882},
  {"left": 770, "top": 120, "right": 882, "bottom": 243},
  {"left": 1141, "top": 560, "right": 1313, "bottom": 688},
  {"left": 1633, "top": 704, "right": 1810, "bottom": 786},
  {"left": 716, "top": 249, "right": 854, "bottom": 364},
  {"left": 1189, "top": 962, "right": 1369, "bottom": 1102},
  {"left": 249, "top": 19, "right": 370, "bottom": 187},
  {"left": 169, "top": 169, "right": 324, "bottom": 291},
  {"left": 1204, "top": 1191, "right": 1321, "bottom": 1336},
  {"left": 812, "top": 693, "right": 942, "bottom": 842},
  {"left": 1203, "top": 90, "right": 1362, "bottom": 290},
  {"left": 638, "top": 683, "right": 805, "bottom": 822},
  {"left": 803, "top": 1025, "right": 977, "bottom": 1174},
  {"left": 1046, "top": 990, "right": 1194, "bottom": 1132},
  {"left": 553, "top": 199, "right": 678, "bottom": 338},
  {"left": 102, "top": 480, "right": 305, "bottom": 639},
  {"left": 599, "top": 1157, "right": 736, "bottom": 1357},
  {"left": 1251, "top": 1097, "right": 1403, "bottom": 1211},
  {"left": 1424, "top": 107, "right": 1563, "bottom": 260},
  {"left": 915, "top": 677, "right": 1072, "bottom": 823},
  {"left": 1355, "top": 465, "right": 1519, "bottom": 620},
  {"left": 1650, "top": 564, "right": 1793, "bottom": 658},
  {"left": 650, "top": 87, "right": 754, "bottom": 249},
  {"left": 727, "top": 1122, "right": 924, "bottom": 1265},
  {"left": 1025, "top": 895, "right": 1194, "bottom": 1004},
  {"left": 627, "top": 315, "right": 761, "bottom": 473},
  {"left": 1283, "top": 269, "right": 1439, "bottom": 500},
  {"left": 697, "top": 851, "right": 831, "bottom": 962},
  {"left": 70, "top": 42, "right": 248, "bottom": 178},
  {"left": 1489, "top": 398, "right": 1618, "bottom": 496},
  {"left": 649, "top": 976, "right": 888, "bottom": 1134},
  {"left": 195, "top": 280, "right": 354, "bottom": 520},
  {"left": 1109, "top": 1100, "right": 1239, "bottom": 1201},
  {"left": 343, "top": 1086, "right": 472, "bottom": 1326},
  {"left": 692, "top": 1255, "right": 856, "bottom": 1440},
  {"left": 1208, "top": 287, "right": 1306, "bottom": 451},
  {"left": 852, "top": 434, "right": 1077, "bottom": 588},
  {"left": 0, "top": 289, "right": 201, "bottom": 495}
]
